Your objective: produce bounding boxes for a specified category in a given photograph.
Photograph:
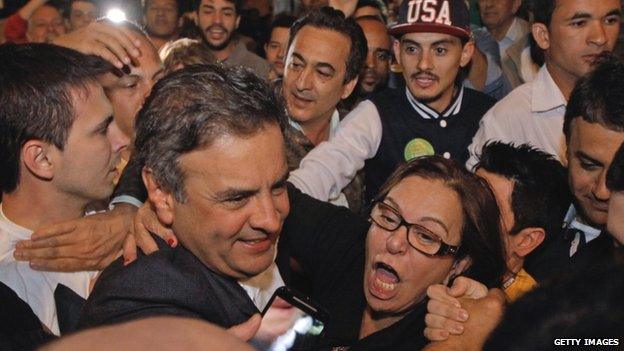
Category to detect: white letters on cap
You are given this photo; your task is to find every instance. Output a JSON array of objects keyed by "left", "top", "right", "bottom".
[{"left": 407, "top": 0, "right": 452, "bottom": 26}]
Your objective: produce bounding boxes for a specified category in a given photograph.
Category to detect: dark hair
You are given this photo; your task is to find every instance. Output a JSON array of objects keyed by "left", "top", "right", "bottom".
[
  {"left": 0, "top": 43, "right": 114, "bottom": 193},
  {"left": 271, "top": 13, "right": 297, "bottom": 31},
  {"left": 529, "top": 0, "right": 557, "bottom": 66},
  {"left": 266, "top": 13, "right": 297, "bottom": 44},
  {"left": 564, "top": 54, "right": 624, "bottom": 143},
  {"left": 288, "top": 6, "right": 367, "bottom": 84},
  {"left": 355, "top": 0, "right": 388, "bottom": 23},
  {"left": 484, "top": 262, "right": 624, "bottom": 351},
  {"left": 476, "top": 142, "right": 570, "bottom": 248},
  {"left": 134, "top": 64, "right": 287, "bottom": 202},
  {"left": 196, "top": 0, "right": 242, "bottom": 15},
  {"left": 376, "top": 156, "right": 506, "bottom": 288},
  {"left": 607, "top": 142, "right": 624, "bottom": 192},
  {"left": 532, "top": 0, "right": 557, "bottom": 28}
]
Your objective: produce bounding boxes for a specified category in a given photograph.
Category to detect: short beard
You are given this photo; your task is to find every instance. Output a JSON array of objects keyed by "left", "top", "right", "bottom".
[
  {"left": 201, "top": 31, "right": 234, "bottom": 51},
  {"left": 412, "top": 91, "right": 444, "bottom": 105}
]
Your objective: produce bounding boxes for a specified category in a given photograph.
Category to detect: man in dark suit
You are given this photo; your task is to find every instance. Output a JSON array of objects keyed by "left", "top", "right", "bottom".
[
  {"left": 78, "top": 64, "right": 291, "bottom": 330},
  {"left": 76, "top": 63, "right": 370, "bottom": 342},
  {"left": 421, "top": 55, "right": 624, "bottom": 345},
  {"left": 524, "top": 55, "right": 624, "bottom": 282}
]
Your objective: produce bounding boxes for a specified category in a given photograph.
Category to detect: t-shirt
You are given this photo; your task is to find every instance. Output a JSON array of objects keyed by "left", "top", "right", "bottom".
[{"left": 0, "top": 205, "right": 92, "bottom": 335}]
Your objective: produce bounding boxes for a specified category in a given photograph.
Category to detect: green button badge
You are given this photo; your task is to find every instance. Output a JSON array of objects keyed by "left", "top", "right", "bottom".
[{"left": 404, "top": 138, "right": 435, "bottom": 161}]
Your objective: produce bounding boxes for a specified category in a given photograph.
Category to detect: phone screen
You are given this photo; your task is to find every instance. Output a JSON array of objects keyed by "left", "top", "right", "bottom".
[{"left": 252, "top": 296, "right": 325, "bottom": 351}]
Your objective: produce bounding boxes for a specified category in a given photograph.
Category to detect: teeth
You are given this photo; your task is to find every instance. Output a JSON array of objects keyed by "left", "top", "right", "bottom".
[{"left": 375, "top": 277, "right": 396, "bottom": 291}]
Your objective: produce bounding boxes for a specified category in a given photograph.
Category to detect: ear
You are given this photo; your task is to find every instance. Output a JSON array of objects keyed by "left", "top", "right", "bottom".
[
  {"left": 142, "top": 167, "right": 176, "bottom": 226},
  {"left": 532, "top": 23, "right": 550, "bottom": 51},
  {"left": 235, "top": 14, "right": 241, "bottom": 30},
  {"left": 511, "top": 227, "right": 546, "bottom": 258},
  {"left": 341, "top": 76, "right": 359, "bottom": 99},
  {"left": 459, "top": 40, "right": 475, "bottom": 68},
  {"left": 512, "top": 0, "right": 522, "bottom": 14},
  {"left": 443, "top": 256, "right": 472, "bottom": 285},
  {"left": 561, "top": 141, "right": 569, "bottom": 167},
  {"left": 22, "top": 140, "right": 55, "bottom": 181}
]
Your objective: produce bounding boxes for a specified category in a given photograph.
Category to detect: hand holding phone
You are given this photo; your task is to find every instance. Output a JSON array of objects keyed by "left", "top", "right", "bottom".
[{"left": 253, "top": 286, "right": 329, "bottom": 351}]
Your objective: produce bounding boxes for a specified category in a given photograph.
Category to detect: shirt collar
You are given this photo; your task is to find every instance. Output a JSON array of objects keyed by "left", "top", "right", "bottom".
[
  {"left": 505, "top": 18, "right": 525, "bottom": 43},
  {"left": 238, "top": 262, "right": 284, "bottom": 311},
  {"left": 405, "top": 85, "right": 464, "bottom": 120},
  {"left": 0, "top": 204, "right": 32, "bottom": 241},
  {"left": 288, "top": 109, "right": 340, "bottom": 137},
  {"left": 563, "top": 205, "right": 602, "bottom": 243},
  {"left": 531, "top": 65, "right": 567, "bottom": 113}
]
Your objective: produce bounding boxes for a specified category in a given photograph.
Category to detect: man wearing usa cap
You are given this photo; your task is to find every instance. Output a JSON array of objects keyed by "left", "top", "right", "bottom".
[{"left": 288, "top": 0, "right": 496, "bottom": 204}]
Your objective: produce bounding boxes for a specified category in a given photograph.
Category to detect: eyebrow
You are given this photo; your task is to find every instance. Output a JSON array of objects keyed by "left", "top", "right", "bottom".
[
  {"left": 384, "top": 196, "right": 450, "bottom": 235},
  {"left": 568, "top": 8, "right": 622, "bottom": 21},
  {"left": 292, "top": 52, "right": 337, "bottom": 73},
  {"left": 214, "top": 170, "right": 290, "bottom": 200},
  {"left": 92, "top": 115, "right": 114, "bottom": 134},
  {"left": 400, "top": 38, "right": 455, "bottom": 47},
  {"left": 576, "top": 151, "right": 605, "bottom": 167},
  {"left": 291, "top": 52, "right": 306, "bottom": 63},
  {"left": 152, "top": 68, "right": 165, "bottom": 81}
]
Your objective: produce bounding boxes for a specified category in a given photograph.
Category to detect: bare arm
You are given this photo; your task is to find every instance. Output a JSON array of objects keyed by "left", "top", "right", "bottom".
[{"left": 18, "top": 0, "right": 49, "bottom": 20}]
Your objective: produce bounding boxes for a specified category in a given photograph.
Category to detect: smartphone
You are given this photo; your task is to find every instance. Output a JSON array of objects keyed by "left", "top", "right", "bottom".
[{"left": 252, "top": 286, "right": 329, "bottom": 351}]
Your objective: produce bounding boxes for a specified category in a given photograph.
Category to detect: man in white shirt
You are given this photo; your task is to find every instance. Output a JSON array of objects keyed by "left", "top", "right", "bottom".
[
  {"left": 0, "top": 43, "right": 129, "bottom": 335},
  {"left": 466, "top": 0, "right": 621, "bottom": 170}
]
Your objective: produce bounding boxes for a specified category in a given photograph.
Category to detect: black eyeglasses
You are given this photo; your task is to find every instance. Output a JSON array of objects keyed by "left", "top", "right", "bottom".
[{"left": 369, "top": 200, "right": 460, "bottom": 257}]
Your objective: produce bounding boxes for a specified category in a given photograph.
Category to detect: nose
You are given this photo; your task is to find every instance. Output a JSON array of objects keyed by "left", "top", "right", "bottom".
[
  {"left": 593, "top": 169, "right": 611, "bottom": 202},
  {"left": 249, "top": 194, "right": 282, "bottom": 234},
  {"left": 277, "top": 45, "right": 286, "bottom": 59},
  {"left": 365, "top": 48, "right": 375, "bottom": 69},
  {"left": 417, "top": 50, "right": 433, "bottom": 72},
  {"left": 295, "top": 67, "right": 313, "bottom": 91},
  {"left": 213, "top": 11, "right": 223, "bottom": 25},
  {"left": 588, "top": 20, "right": 608, "bottom": 47},
  {"left": 385, "top": 225, "right": 408, "bottom": 255},
  {"left": 108, "top": 119, "right": 130, "bottom": 153}
]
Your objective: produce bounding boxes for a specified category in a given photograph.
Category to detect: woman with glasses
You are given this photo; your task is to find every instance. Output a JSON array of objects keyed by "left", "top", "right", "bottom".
[{"left": 282, "top": 155, "right": 506, "bottom": 349}]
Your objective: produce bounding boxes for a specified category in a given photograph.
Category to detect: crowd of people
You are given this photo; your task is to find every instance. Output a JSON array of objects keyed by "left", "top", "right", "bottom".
[{"left": 1, "top": 0, "right": 623, "bottom": 350}]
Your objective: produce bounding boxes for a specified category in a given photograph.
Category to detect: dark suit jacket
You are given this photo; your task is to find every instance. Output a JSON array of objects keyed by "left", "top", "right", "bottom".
[
  {"left": 77, "top": 237, "right": 259, "bottom": 330},
  {"left": 525, "top": 226, "right": 615, "bottom": 284}
]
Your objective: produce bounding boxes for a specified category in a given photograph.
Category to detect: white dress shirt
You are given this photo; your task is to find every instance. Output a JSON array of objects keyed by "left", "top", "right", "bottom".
[
  {"left": 466, "top": 65, "right": 567, "bottom": 170},
  {"left": 0, "top": 205, "right": 93, "bottom": 335}
]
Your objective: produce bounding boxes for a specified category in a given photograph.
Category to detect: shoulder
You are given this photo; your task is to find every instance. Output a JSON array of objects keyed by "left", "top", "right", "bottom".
[
  {"left": 285, "top": 185, "right": 369, "bottom": 238},
  {"left": 481, "top": 82, "right": 533, "bottom": 122},
  {"left": 463, "top": 88, "right": 497, "bottom": 110}
]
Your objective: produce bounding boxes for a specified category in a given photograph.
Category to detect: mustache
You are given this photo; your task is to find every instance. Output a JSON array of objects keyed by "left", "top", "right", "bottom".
[
  {"left": 411, "top": 71, "right": 439, "bottom": 81},
  {"left": 292, "top": 90, "right": 315, "bottom": 101}
]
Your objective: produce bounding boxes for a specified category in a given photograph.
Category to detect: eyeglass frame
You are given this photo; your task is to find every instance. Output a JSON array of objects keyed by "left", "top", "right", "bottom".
[{"left": 368, "top": 200, "right": 460, "bottom": 257}]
